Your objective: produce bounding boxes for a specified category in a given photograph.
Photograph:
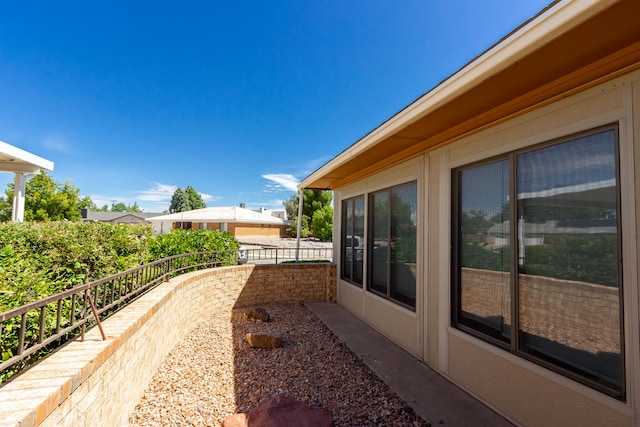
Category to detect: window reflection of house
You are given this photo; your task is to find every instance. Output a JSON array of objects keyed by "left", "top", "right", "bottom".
[{"left": 486, "top": 218, "right": 617, "bottom": 247}]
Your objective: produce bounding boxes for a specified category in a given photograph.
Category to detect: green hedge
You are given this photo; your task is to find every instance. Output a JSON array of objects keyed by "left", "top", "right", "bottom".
[
  {"left": 0, "top": 222, "right": 241, "bottom": 384},
  {"left": 148, "top": 227, "right": 239, "bottom": 259},
  {"left": 0, "top": 222, "right": 240, "bottom": 313}
]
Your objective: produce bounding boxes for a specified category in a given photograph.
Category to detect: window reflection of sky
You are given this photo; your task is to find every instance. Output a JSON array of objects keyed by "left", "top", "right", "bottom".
[
  {"left": 460, "top": 130, "right": 616, "bottom": 219},
  {"left": 517, "top": 130, "right": 615, "bottom": 194}
]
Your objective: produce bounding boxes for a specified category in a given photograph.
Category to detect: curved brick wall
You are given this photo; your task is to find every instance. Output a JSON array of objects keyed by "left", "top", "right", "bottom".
[{"left": 0, "top": 263, "right": 336, "bottom": 427}]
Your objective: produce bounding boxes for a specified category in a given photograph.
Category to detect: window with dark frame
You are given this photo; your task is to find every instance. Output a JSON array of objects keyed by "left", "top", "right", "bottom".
[
  {"left": 341, "top": 196, "right": 364, "bottom": 285},
  {"left": 452, "top": 125, "right": 624, "bottom": 399},
  {"left": 368, "top": 181, "right": 417, "bottom": 309}
]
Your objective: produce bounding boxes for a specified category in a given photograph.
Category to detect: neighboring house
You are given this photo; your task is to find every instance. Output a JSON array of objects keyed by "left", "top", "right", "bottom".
[
  {"left": 300, "top": 1, "right": 640, "bottom": 425},
  {"left": 255, "top": 206, "right": 288, "bottom": 220},
  {"left": 0, "top": 140, "right": 54, "bottom": 222},
  {"left": 146, "top": 206, "right": 291, "bottom": 238},
  {"left": 80, "top": 209, "right": 161, "bottom": 224}
]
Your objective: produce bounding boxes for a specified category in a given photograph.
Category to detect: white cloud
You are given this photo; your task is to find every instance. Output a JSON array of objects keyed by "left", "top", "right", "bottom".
[
  {"left": 199, "top": 192, "right": 217, "bottom": 202},
  {"left": 137, "top": 183, "right": 177, "bottom": 202},
  {"left": 89, "top": 183, "right": 176, "bottom": 213},
  {"left": 262, "top": 174, "right": 299, "bottom": 192},
  {"left": 41, "top": 134, "right": 72, "bottom": 153}
]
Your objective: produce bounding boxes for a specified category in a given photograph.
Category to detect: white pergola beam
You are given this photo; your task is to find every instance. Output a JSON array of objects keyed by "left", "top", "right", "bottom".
[
  {"left": 0, "top": 140, "right": 54, "bottom": 172},
  {"left": 0, "top": 140, "right": 54, "bottom": 222}
]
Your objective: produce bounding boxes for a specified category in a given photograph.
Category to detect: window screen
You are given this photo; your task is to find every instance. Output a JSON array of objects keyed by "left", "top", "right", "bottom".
[
  {"left": 341, "top": 196, "right": 364, "bottom": 285},
  {"left": 368, "top": 182, "right": 417, "bottom": 309},
  {"left": 453, "top": 126, "right": 624, "bottom": 398}
]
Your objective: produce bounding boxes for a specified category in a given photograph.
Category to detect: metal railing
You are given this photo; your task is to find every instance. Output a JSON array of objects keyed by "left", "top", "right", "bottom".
[
  {"left": 243, "top": 247, "right": 333, "bottom": 264},
  {"left": 0, "top": 247, "right": 333, "bottom": 383},
  {"left": 0, "top": 250, "right": 237, "bottom": 381}
]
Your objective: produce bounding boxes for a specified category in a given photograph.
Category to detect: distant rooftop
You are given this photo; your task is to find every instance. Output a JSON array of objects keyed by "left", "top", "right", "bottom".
[{"left": 147, "top": 206, "right": 291, "bottom": 224}]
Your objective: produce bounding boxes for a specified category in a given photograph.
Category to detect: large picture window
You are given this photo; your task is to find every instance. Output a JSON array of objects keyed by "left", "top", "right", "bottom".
[
  {"left": 341, "top": 196, "right": 365, "bottom": 285},
  {"left": 452, "top": 126, "right": 624, "bottom": 398},
  {"left": 368, "top": 182, "right": 417, "bottom": 309}
]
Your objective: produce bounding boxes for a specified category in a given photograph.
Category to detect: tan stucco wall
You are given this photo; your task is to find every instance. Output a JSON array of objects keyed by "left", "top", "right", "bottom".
[
  {"left": 165, "top": 222, "right": 287, "bottom": 237},
  {"left": 363, "top": 293, "right": 420, "bottom": 356},
  {"left": 228, "top": 223, "right": 287, "bottom": 238},
  {"left": 448, "top": 333, "right": 633, "bottom": 427},
  {"left": 332, "top": 69, "right": 640, "bottom": 425},
  {"left": 439, "top": 71, "right": 638, "bottom": 426}
]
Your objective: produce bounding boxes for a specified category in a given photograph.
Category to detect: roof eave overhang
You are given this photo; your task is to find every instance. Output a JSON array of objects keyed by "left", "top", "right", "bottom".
[{"left": 300, "top": 0, "right": 640, "bottom": 190}]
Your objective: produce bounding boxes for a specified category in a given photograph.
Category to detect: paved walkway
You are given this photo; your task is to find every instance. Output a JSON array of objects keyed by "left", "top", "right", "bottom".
[{"left": 306, "top": 302, "right": 515, "bottom": 427}]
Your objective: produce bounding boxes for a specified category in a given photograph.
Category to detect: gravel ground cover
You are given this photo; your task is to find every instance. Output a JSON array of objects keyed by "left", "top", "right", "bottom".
[{"left": 129, "top": 302, "right": 429, "bottom": 426}]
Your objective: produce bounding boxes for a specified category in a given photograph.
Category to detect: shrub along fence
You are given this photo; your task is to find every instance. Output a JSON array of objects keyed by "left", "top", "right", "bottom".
[{"left": 0, "top": 249, "right": 238, "bottom": 385}]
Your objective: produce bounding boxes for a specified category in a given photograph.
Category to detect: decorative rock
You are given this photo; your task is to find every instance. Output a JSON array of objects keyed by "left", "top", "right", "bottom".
[
  {"left": 221, "top": 413, "right": 247, "bottom": 427},
  {"left": 222, "top": 395, "right": 333, "bottom": 427},
  {"left": 244, "top": 307, "right": 271, "bottom": 322},
  {"left": 246, "top": 332, "right": 283, "bottom": 349}
]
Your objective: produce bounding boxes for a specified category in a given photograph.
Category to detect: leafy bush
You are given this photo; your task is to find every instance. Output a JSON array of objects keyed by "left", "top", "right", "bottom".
[
  {"left": 522, "top": 235, "right": 618, "bottom": 287},
  {"left": 1, "top": 222, "right": 241, "bottom": 385},
  {"left": 147, "top": 228, "right": 239, "bottom": 262},
  {"left": 0, "top": 223, "right": 243, "bottom": 312},
  {"left": 460, "top": 236, "right": 510, "bottom": 272},
  {"left": 0, "top": 221, "right": 155, "bottom": 312}
]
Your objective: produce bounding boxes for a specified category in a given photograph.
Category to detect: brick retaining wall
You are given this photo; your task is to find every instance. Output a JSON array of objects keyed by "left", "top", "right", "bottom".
[{"left": 0, "top": 263, "right": 336, "bottom": 427}]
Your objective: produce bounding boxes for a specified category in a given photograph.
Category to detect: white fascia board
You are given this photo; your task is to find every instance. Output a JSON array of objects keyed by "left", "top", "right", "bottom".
[
  {"left": 299, "top": 0, "right": 618, "bottom": 189},
  {"left": 0, "top": 140, "right": 54, "bottom": 172}
]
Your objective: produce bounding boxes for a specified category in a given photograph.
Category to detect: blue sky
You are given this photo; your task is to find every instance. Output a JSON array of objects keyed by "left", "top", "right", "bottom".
[{"left": 0, "top": 0, "right": 551, "bottom": 213}]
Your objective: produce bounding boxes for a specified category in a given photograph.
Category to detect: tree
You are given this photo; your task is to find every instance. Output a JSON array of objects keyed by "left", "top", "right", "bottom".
[
  {"left": 110, "top": 201, "right": 142, "bottom": 212},
  {"left": 128, "top": 201, "right": 142, "bottom": 212},
  {"left": 283, "top": 190, "right": 332, "bottom": 238},
  {"left": 287, "top": 215, "right": 310, "bottom": 238},
  {"left": 0, "top": 171, "right": 91, "bottom": 221},
  {"left": 311, "top": 205, "right": 333, "bottom": 240},
  {"left": 169, "top": 186, "right": 206, "bottom": 213},
  {"left": 169, "top": 188, "right": 191, "bottom": 213},
  {"left": 111, "top": 202, "right": 128, "bottom": 212},
  {"left": 185, "top": 186, "right": 206, "bottom": 210},
  {"left": 283, "top": 194, "right": 298, "bottom": 220}
]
